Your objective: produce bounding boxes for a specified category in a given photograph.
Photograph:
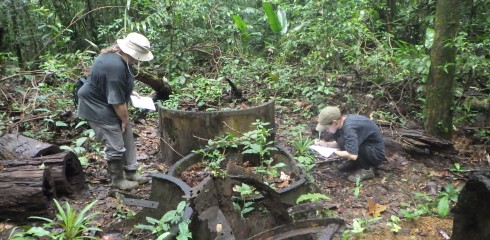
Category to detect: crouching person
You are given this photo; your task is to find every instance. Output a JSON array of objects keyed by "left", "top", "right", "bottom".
[{"left": 314, "top": 106, "right": 385, "bottom": 182}]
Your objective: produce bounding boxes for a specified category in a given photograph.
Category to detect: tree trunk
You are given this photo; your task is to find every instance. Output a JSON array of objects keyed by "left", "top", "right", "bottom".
[
  {"left": 386, "top": 0, "right": 396, "bottom": 33},
  {"left": 424, "top": 0, "right": 462, "bottom": 139}
]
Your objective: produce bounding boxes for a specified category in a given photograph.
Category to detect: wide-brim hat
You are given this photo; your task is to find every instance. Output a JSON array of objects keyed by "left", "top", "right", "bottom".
[
  {"left": 315, "top": 106, "right": 341, "bottom": 132},
  {"left": 117, "top": 32, "right": 154, "bottom": 62}
]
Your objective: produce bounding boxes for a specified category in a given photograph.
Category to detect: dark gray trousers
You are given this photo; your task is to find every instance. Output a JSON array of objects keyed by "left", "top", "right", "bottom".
[{"left": 88, "top": 121, "right": 138, "bottom": 171}]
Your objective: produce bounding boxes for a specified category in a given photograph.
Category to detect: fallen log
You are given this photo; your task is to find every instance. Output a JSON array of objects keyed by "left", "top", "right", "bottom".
[
  {"left": 379, "top": 123, "right": 456, "bottom": 156},
  {"left": 0, "top": 166, "right": 56, "bottom": 222},
  {"left": 0, "top": 133, "right": 62, "bottom": 160},
  {"left": 0, "top": 151, "right": 86, "bottom": 195}
]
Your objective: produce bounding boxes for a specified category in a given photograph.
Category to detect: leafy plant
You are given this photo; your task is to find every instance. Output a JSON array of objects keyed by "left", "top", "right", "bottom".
[
  {"left": 112, "top": 205, "right": 135, "bottom": 221},
  {"left": 241, "top": 120, "right": 277, "bottom": 161},
  {"left": 262, "top": 3, "right": 284, "bottom": 34},
  {"left": 352, "top": 176, "right": 363, "bottom": 199},
  {"left": 342, "top": 217, "right": 382, "bottom": 239},
  {"left": 232, "top": 201, "right": 255, "bottom": 219},
  {"left": 136, "top": 201, "right": 192, "bottom": 240},
  {"left": 400, "top": 184, "right": 461, "bottom": 219},
  {"left": 295, "top": 155, "right": 315, "bottom": 173},
  {"left": 386, "top": 215, "right": 402, "bottom": 233},
  {"left": 197, "top": 120, "right": 279, "bottom": 181},
  {"left": 28, "top": 199, "right": 101, "bottom": 240},
  {"left": 7, "top": 227, "right": 36, "bottom": 240},
  {"left": 232, "top": 183, "right": 258, "bottom": 218},
  {"left": 296, "top": 193, "right": 330, "bottom": 204},
  {"left": 351, "top": 218, "right": 366, "bottom": 234},
  {"left": 436, "top": 184, "right": 461, "bottom": 217},
  {"left": 449, "top": 162, "right": 467, "bottom": 173},
  {"left": 291, "top": 132, "right": 314, "bottom": 156}
]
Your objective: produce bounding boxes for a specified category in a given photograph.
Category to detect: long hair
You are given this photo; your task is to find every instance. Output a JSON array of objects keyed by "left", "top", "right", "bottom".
[{"left": 100, "top": 43, "right": 121, "bottom": 54}]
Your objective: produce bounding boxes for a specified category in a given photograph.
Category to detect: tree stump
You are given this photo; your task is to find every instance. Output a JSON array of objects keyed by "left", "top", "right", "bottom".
[{"left": 452, "top": 171, "right": 490, "bottom": 240}]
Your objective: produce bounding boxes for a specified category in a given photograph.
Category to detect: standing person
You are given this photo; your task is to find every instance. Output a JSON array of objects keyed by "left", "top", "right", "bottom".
[
  {"left": 77, "top": 32, "right": 153, "bottom": 190},
  {"left": 314, "top": 106, "right": 386, "bottom": 182}
]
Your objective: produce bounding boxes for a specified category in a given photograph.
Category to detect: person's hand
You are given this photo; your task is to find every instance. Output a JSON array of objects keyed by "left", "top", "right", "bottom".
[
  {"left": 334, "top": 150, "right": 350, "bottom": 158},
  {"left": 131, "top": 91, "right": 141, "bottom": 99},
  {"left": 314, "top": 139, "right": 329, "bottom": 147},
  {"left": 121, "top": 121, "right": 129, "bottom": 133},
  {"left": 333, "top": 150, "right": 358, "bottom": 160}
]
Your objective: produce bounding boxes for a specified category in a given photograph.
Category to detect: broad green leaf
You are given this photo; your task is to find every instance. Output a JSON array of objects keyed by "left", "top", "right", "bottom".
[
  {"left": 135, "top": 224, "right": 155, "bottom": 231},
  {"left": 156, "top": 232, "right": 172, "bottom": 240},
  {"left": 26, "top": 227, "right": 51, "bottom": 237},
  {"left": 75, "top": 121, "right": 87, "bottom": 129},
  {"left": 146, "top": 216, "right": 160, "bottom": 225},
  {"left": 273, "top": 162, "right": 286, "bottom": 169},
  {"left": 437, "top": 196, "right": 450, "bottom": 217},
  {"left": 296, "top": 193, "right": 330, "bottom": 204},
  {"left": 277, "top": 8, "right": 288, "bottom": 35},
  {"left": 241, "top": 207, "right": 254, "bottom": 215},
  {"left": 262, "top": 3, "right": 282, "bottom": 33},
  {"left": 232, "top": 15, "right": 250, "bottom": 42},
  {"left": 232, "top": 15, "right": 247, "bottom": 32},
  {"left": 424, "top": 28, "right": 435, "bottom": 49},
  {"left": 55, "top": 121, "right": 68, "bottom": 127},
  {"left": 76, "top": 137, "right": 88, "bottom": 147}
]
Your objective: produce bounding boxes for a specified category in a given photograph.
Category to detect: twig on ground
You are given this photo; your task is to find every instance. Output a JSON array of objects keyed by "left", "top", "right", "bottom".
[{"left": 438, "top": 229, "right": 450, "bottom": 240}]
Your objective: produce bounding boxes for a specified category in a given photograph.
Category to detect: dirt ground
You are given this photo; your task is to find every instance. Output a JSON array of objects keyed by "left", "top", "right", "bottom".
[{"left": 0, "top": 108, "right": 488, "bottom": 240}]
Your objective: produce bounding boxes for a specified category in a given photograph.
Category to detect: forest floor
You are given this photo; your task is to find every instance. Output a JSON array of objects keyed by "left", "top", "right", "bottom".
[
  {"left": 34, "top": 109, "right": 488, "bottom": 240},
  {"left": 0, "top": 90, "right": 488, "bottom": 240}
]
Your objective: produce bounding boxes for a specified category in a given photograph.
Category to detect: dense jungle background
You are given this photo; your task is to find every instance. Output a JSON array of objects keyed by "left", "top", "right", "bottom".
[{"left": 0, "top": 0, "right": 489, "bottom": 239}]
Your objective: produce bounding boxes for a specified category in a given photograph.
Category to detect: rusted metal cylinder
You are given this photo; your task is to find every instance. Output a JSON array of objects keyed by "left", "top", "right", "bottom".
[{"left": 158, "top": 101, "right": 275, "bottom": 165}]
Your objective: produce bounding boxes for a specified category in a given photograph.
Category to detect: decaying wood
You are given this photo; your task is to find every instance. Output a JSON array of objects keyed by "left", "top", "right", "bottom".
[
  {"left": 1, "top": 151, "right": 86, "bottom": 195},
  {"left": 0, "top": 166, "right": 56, "bottom": 222},
  {"left": 137, "top": 71, "right": 173, "bottom": 102},
  {"left": 379, "top": 123, "right": 456, "bottom": 156},
  {"left": 0, "top": 133, "right": 86, "bottom": 222},
  {"left": 36, "top": 151, "right": 86, "bottom": 195},
  {"left": 0, "top": 133, "right": 62, "bottom": 160}
]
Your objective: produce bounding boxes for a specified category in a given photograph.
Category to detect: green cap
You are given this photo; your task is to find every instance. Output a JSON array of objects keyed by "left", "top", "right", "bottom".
[{"left": 316, "top": 106, "right": 341, "bottom": 132}]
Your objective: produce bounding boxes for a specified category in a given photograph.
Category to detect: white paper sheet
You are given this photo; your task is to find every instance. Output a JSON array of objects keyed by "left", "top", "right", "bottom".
[
  {"left": 130, "top": 96, "right": 156, "bottom": 111},
  {"left": 308, "top": 145, "right": 338, "bottom": 158}
]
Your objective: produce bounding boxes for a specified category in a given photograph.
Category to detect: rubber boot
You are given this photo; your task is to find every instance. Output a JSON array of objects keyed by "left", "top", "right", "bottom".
[
  {"left": 125, "top": 170, "right": 150, "bottom": 184},
  {"left": 347, "top": 168, "right": 375, "bottom": 183},
  {"left": 337, "top": 160, "right": 359, "bottom": 172},
  {"left": 108, "top": 160, "right": 139, "bottom": 190}
]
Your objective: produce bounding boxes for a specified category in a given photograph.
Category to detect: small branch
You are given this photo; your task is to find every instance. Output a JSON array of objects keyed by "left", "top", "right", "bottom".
[
  {"left": 0, "top": 70, "right": 46, "bottom": 82},
  {"left": 223, "top": 121, "right": 243, "bottom": 135},
  {"left": 159, "top": 136, "right": 183, "bottom": 158}
]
